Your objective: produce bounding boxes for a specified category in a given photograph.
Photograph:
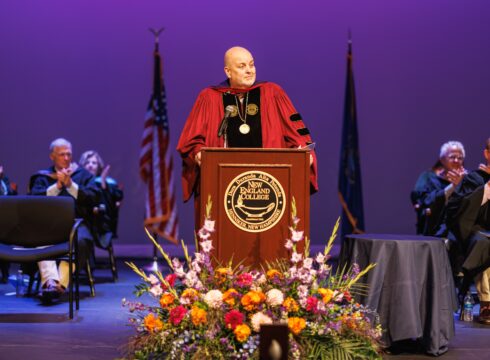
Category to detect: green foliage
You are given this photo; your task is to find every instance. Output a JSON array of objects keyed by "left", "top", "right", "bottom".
[{"left": 300, "top": 335, "right": 381, "bottom": 360}]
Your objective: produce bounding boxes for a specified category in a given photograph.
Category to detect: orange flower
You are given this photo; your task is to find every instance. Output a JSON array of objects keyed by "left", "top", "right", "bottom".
[
  {"left": 181, "top": 288, "right": 199, "bottom": 301},
  {"left": 343, "top": 316, "right": 358, "bottom": 330},
  {"left": 241, "top": 290, "right": 266, "bottom": 311},
  {"left": 318, "top": 288, "right": 334, "bottom": 304},
  {"left": 234, "top": 323, "right": 251, "bottom": 342},
  {"left": 144, "top": 313, "right": 163, "bottom": 333},
  {"left": 190, "top": 306, "right": 207, "bottom": 326},
  {"left": 283, "top": 297, "right": 299, "bottom": 313},
  {"left": 223, "top": 288, "right": 239, "bottom": 306},
  {"left": 266, "top": 269, "right": 283, "bottom": 280},
  {"left": 159, "top": 293, "right": 175, "bottom": 309},
  {"left": 288, "top": 317, "right": 306, "bottom": 335}
]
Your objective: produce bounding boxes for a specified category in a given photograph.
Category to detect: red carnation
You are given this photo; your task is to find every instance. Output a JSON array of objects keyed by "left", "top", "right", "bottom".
[
  {"left": 169, "top": 305, "right": 187, "bottom": 326},
  {"left": 161, "top": 273, "right": 177, "bottom": 290},
  {"left": 306, "top": 296, "right": 319, "bottom": 313},
  {"left": 224, "top": 309, "right": 245, "bottom": 330},
  {"left": 343, "top": 290, "right": 352, "bottom": 302}
]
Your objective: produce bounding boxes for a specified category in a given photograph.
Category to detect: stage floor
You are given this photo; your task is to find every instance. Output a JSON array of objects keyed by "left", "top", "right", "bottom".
[{"left": 1, "top": 260, "right": 489, "bottom": 359}]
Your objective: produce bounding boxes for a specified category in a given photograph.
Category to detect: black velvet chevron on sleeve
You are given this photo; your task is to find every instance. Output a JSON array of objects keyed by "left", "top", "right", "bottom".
[
  {"left": 297, "top": 127, "right": 310, "bottom": 136},
  {"left": 290, "top": 113, "right": 302, "bottom": 122}
]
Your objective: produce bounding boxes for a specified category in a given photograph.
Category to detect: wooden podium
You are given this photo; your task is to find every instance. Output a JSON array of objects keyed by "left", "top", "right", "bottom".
[{"left": 200, "top": 148, "right": 311, "bottom": 267}]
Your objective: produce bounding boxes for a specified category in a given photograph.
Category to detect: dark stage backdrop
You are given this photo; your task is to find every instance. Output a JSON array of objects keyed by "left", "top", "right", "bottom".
[{"left": 1, "top": 1, "right": 489, "bottom": 254}]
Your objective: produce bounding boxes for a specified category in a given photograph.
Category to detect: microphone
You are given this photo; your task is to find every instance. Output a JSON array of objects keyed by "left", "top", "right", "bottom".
[{"left": 218, "top": 105, "right": 234, "bottom": 137}]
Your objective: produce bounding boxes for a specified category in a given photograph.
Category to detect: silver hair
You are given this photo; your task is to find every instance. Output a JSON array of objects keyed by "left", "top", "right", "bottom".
[
  {"left": 49, "top": 138, "right": 72, "bottom": 153},
  {"left": 439, "top": 141, "right": 465, "bottom": 159}
]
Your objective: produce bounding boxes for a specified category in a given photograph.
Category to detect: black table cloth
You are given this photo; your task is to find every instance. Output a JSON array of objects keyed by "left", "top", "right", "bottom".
[{"left": 340, "top": 234, "right": 457, "bottom": 356}]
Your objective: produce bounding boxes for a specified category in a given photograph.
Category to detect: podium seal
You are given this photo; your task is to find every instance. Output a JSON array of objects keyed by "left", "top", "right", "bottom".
[{"left": 224, "top": 171, "right": 286, "bottom": 233}]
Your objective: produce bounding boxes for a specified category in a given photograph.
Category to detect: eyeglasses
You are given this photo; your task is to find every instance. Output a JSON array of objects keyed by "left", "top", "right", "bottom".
[{"left": 447, "top": 155, "right": 464, "bottom": 161}]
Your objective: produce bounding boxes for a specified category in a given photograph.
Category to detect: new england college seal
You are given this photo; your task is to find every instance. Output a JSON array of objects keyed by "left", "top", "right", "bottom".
[{"left": 224, "top": 171, "right": 286, "bottom": 233}]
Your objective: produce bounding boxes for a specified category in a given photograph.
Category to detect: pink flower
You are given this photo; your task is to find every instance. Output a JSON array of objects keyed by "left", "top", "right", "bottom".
[
  {"left": 184, "top": 270, "right": 199, "bottom": 288},
  {"left": 148, "top": 274, "right": 159, "bottom": 286},
  {"left": 224, "top": 309, "right": 245, "bottom": 330},
  {"left": 203, "top": 219, "right": 215, "bottom": 232},
  {"left": 194, "top": 252, "right": 205, "bottom": 263},
  {"left": 191, "top": 260, "right": 202, "bottom": 273},
  {"left": 297, "top": 268, "right": 314, "bottom": 284},
  {"left": 291, "top": 252, "right": 302, "bottom": 263},
  {"left": 149, "top": 284, "right": 163, "bottom": 297},
  {"left": 172, "top": 258, "right": 182, "bottom": 269},
  {"left": 315, "top": 252, "right": 325, "bottom": 264},
  {"left": 306, "top": 296, "right": 319, "bottom": 313},
  {"left": 200, "top": 240, "right": 213, "bottom": 253},
  {"left": 236, "top": 273, "right": 253, "bottom": 288},
  {"left": 197, "top": 230, "right": 211, "bottom": 240},
  {"left": 169, "top": 305, "right": 187, "bottom": 326},
  {"left": 290, "top": 229, "right": 304, "bottom": 243},
  {"left": 303, "top": 258, "right": 313, "bottom": 269},
  {"left": 297, "top": 285, "right": 308, "bottom": 299}
]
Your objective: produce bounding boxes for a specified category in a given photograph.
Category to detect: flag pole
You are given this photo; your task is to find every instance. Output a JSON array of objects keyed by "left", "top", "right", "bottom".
[{"left": 144, "top": 27, "right": 165, "bottom": 273}]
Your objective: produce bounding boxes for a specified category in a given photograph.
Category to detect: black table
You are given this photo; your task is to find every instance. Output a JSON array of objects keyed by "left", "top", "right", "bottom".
[{"left": 340, "top": 234, "right": 457, "bottom": 356}]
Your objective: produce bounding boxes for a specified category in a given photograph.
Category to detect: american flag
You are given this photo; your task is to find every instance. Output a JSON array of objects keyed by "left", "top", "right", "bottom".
[{"left": 139, "top": 42, "right": 179, "bottom": 244}]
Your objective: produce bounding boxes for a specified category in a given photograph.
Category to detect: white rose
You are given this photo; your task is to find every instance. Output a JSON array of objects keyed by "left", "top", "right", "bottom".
[{"left": 266, "top": 289, "right": 284, "bottom": 307}]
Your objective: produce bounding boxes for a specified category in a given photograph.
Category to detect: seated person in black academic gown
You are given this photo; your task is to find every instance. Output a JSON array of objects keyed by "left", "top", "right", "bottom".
[
  {"left": 411, "top": 141, "right": 467, "bottom": 277},
  {"left": 29, "top": 138, "right": 100, "bottom": 301},
  {"left": 411, "top": 141, "right": 467, "bottom": 236},
  {"left": 79, "top": 150, "right": 123, "bottom": 250},
  {"left": 0, "top": 165, "right": 17, "bottom": 283},
  {"left": 447, "top": 137, "right": 490, "bottom": 324}
]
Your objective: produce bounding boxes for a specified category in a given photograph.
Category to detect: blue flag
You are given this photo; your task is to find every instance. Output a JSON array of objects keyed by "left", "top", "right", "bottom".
[{"left": 338, "top": 40, "right": 365, "bottom": 239}]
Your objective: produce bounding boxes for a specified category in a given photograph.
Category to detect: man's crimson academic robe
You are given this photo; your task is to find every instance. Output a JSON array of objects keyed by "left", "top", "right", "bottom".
[{"left": 177, "top": 81, "right": 318, "bottom": 202}]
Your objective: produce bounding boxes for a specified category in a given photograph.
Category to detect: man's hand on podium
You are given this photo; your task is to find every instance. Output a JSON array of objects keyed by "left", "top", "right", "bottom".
[
  {"left": 297, "top": 146, "right": 314, "bottom": 166},
  {"left": 195, "top": 151, "right": 202, "bottom": 166}
]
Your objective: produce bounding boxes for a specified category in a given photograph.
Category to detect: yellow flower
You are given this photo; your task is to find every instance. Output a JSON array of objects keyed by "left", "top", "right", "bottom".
[
  {"left": 215, "top": 267, "right": 232, "bottom": 283},
  {"left": 190, "top": 306, "right": 207, "bottom": 326},
  {"left": 234, "top": 324, "right": 251, "bottom": 342},
  {"left": 223, "top": 288, "right": 239, "bottom": 306},
  {"left": 144, "top": 313, "right": 163, "bottom": 333},
  {"left": 283, "top": 297, "right": 299, "bottom": 313},
  {"left": 288, "top": 317, "right": 306, "bottom": 335},
  {"left": 241, "top": 290, "right": 266, "bottom": 311},
  {"left": 266, "top": 269, "right": 283, "bottom": 280},
  {"left": 318, "top": 288, "right": 334, "bottom": 304},
  {"left": 159, "top": 292, "right": 175, "bottom": 309}
]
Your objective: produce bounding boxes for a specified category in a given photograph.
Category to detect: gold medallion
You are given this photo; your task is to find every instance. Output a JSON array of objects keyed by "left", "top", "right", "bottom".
[
  {"left": 228, "top": 105, "right": 238, "bottom": 117},
  {"left": 247, "top": 103, "right": 259, "bottom": 116},
  {"left": 239, "top": 123, "right": 250, "bottom": 134}
]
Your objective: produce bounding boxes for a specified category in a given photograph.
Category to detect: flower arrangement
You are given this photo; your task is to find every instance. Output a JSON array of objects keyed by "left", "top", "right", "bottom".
[{"left": 123, "top": 197, "right": 382, "bottom": 359}]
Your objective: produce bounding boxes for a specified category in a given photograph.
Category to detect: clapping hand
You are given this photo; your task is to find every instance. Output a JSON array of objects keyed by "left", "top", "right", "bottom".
[
  {"left": 101, "top": 165, "right": 111, "bottom": 189},
  {"left": 479, "top": 163, "right": 490, "bottom": 175},
  {"left": 446, "top": 167, "right": 466, "bottom": 186},
  {"left": 56, "top": 168, "right": 73, "bottom": 189}
]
